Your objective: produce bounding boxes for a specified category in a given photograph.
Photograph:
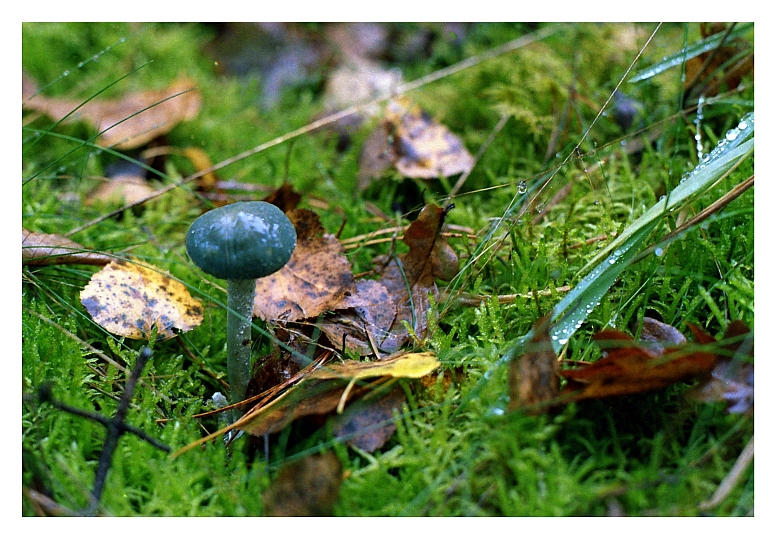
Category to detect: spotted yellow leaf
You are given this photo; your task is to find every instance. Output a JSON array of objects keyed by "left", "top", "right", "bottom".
[{"left": 80, "top": 259, "right": 203, "bottom": 340}]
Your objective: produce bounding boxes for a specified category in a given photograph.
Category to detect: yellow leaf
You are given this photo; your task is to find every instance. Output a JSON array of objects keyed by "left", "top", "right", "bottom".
[
  {"left": 80, "top": 259, "right": 203, "bottom": 340},
  {"left": 308, "top": 351, "right": 440, "bottom": 381}
]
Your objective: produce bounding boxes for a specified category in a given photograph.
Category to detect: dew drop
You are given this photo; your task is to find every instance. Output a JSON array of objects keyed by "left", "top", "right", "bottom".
[
  {"left": 62, "top": 70, "right": 70, "bottom": 77},
  {"left": 92, "top": 55, "right": 100, "bottom": 62},
  {"left": 738, "top": 120, "right": 748, "bottom": 130},
  {"left": 654, "top": 247, "right": 664, "bottom": 256},
  {"left": 517, "top": 180, "right": 527, "bottom": 194},
  {"left": 608, "top": 258, "right": 616, "bottom": 265},
  {"left": 726, "top": 129, "right": 738, "bottom": 142}
]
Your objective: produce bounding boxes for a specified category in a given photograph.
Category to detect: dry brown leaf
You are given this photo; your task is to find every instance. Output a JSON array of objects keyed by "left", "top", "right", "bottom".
[
  {"left": 22, "top": 228, "right": 112, "bottom": 267},
  {"left": 239, "top": 352, "right": 437, "bottom": 438},
  {"left": 332, "top": 385, "right": 406, "bottom": 452},
  {"left": 23, "top": 76, "right": 201, "bottom": 150},
  {"left": 239, "top": 378, "right": 375, "bottom": 438},
  {"left": 85, "top": 174, "right": 157, "bottom": 206},
  {"left": 80, "top": 259, "right": 203, "bottom": 340},
  {"left": 262, "top": 182, "right": 302, "bottom": 213},
  {"left": 263, "top": 451, "right": 343, "bottom": 516},
  {"left": 558, "top": 324, "right": 720, "bottom": 403},
  {"left": 358, "top": 97, "right": 474, "bottom": 190},
  {"left": 181, "top": 147, "right": 221, "bottom": 193},
  {"left": 688, "top": 321, "right": 753, "bottom": 414},
  {"left": 323, "top": 60, "right": 402, "bottom": 118},
  {"left": 508, "top": 314, "right": 560, "bottom": 415},
  {"left": 317, "top": 279, "right": 396, "bottom": 355},
  {"left": 685, "top": 23, "right": 754, "bottom": 97},
  {"left": 372, "top": 203, "right": 459, "bottom": 351},
  {"left": 638, "top": 317, "right": 687, "bottom": 356},
  {"left": 253, "top": 209, "right": 354, "bottom": 322}
]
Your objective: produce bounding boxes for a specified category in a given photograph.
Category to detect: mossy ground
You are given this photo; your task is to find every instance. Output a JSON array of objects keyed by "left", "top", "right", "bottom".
[{"left": 22, "top": 22, "right": 754, "bottom": 516}]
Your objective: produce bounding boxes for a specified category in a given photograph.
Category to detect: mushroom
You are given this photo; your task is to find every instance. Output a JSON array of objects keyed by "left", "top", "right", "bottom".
[{"left": 186, "top": 201, "right": 296, "bottom": 407}]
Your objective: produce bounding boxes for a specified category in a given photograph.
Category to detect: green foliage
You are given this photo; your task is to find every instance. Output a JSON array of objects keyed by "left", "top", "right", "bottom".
[{"left": 22, "top": 22, "right": 754, "bottom": 516}]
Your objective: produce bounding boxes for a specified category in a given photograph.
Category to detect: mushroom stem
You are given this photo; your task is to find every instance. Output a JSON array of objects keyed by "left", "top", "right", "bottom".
[{"left": 226, "top": 278, "right": 256, "bottom": 407}]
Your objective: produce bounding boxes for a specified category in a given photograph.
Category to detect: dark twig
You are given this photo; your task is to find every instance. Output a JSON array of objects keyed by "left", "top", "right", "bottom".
[{"left": 31, "top": 347, "right": 170, "bottom": 515}]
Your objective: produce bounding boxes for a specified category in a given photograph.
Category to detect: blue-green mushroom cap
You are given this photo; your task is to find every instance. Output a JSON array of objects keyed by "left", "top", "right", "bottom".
[{"left": 186, "top": 201, "right": 296, "bottom": 280}]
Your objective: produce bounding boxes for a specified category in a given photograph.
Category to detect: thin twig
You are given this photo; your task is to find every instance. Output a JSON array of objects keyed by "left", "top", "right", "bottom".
[
  {"left": 698, "top": 435, "right": 754, "bottom": 511},
  {"left": 30, "top": 347, "right": 170, "bottom": 515}
]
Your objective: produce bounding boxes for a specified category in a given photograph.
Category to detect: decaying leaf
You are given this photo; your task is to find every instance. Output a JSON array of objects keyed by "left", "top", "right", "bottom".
[
  {"left": 558, "top": 323, "right": 722, "bottom": 403},
  {"left": 688, "top": 321, "right": 753, "bottom": 414},
  {"left": 316, "top": 279, "right": 397, "bottom": 355},
  {"left": 638, "top": 317, "right": 687, "bottom": 356},
  {"left": 239, "top": 378, "right": 375, "bottom": 438},
  {"left": 80, "top": 259, "right": 203, "bottom": 340},
  {"left": 85, "top": 174, "right": 157, "bottom": 206},
  {"left": 263, "top": 451, "right": 343, "bottom": 516},
  {"left": 372, "top": 203, "right": 459, "bottom": 351},
  {"left": 358, "top": 97, "right": 474, "bottom": 191},
  {"left": 22, "top": 228, "right": 112, "bottom": 266},
  {"left": 23, "top": 75, "right": 201, "bottom": 150},
  {"left": 254, "top": 209, "right": 354, "bottom": 322},
  {"left": 322, "top": 60, "right": 402, "bottom": 119},
  {"left": 332, "top": 385, "right": 406, "bottom": 452},
  {"left": 262, "top": 182, "right": 302, "bottom": 213},
  {"left": 181, "top": 147, "right": 221, "bottom": 194},
  {"left": 685, "top": 23, "right": 754, "bottom": 98},
  {"left": 508, "top": 314, "right": 560, "bottom": 415},
  {"left": 240, "top": 351, "right": 437, "bottom": 438}
]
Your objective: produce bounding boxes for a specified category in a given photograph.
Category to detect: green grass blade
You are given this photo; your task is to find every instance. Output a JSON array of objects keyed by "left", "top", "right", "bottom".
[
  {"left": 503, "top": 112, "right": 754, "bottom": 358},
  {"left": 628, "top": 23, "right": 753, "bottom": 83}
]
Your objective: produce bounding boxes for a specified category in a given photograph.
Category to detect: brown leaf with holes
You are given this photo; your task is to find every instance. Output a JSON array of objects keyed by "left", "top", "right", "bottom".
[
  {"left": 253, "top": 209, "right": 354, "bottom": 322},
  {"left": 263, "top": 451, "right": 343, "bottom": 516},
  {"left": 23, "top": 76, "right": 201, "bottom": 150},
  {"left": 80, "top": 259, "right": 203, "bottom": 340},
  {"left": 558, "top": 323, "right": 722, "bottom": 403},
  {"left": 509, "top": 314, "right": 560, "bottom": 415},
  {"left": 23, "top": 228, "right": 112, "bottom": 266},
  {"left": 358, "top": 97, "right": 474, "bottom": 191}
]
